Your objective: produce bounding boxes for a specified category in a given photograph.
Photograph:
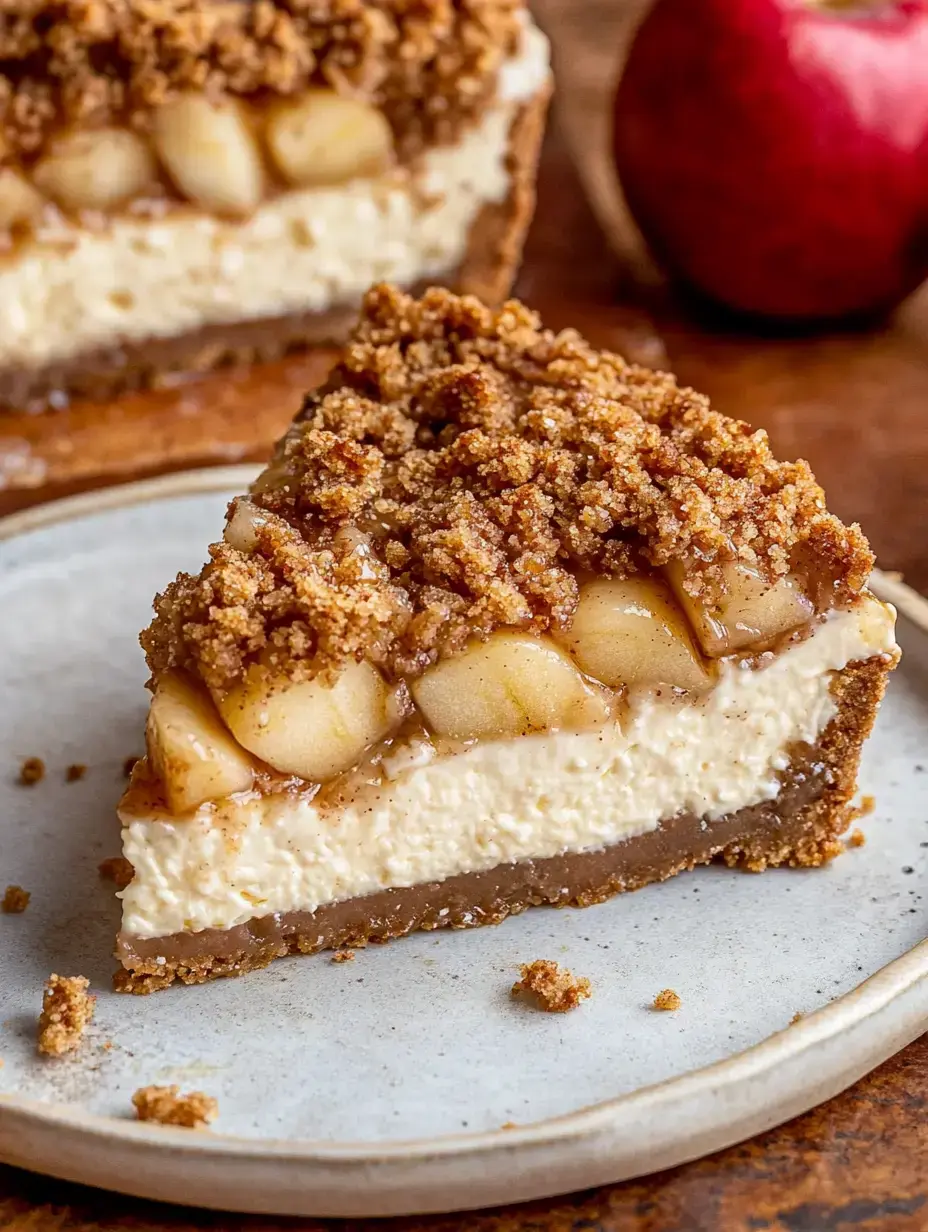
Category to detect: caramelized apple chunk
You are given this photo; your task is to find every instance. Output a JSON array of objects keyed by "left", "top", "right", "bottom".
[
  {"left": 667, "top": 562, "right": 814, "bottom": 657},
  {"left": 557, "top": 576, "right": 711, "bottom": 692},
  {"left": 146, "top": 672, "right": 255, "bottom": 814},
  {"left": 265, "top": 91, "right": 393, "bottom": 188},
  {"left": 214, "top": 660, "right": 402, "bottom": 782},
  {"left": 33, "top": 128, "right": 155, "bottom": 212},
  {"left": 223, "top": 499, "right": 272, "bottom": 554},
  {"left": 153, "top": 95, "right": 264, "bottom": 216},
  {"left": 410, "top": 632, "right": 611, "bottom": 742}
]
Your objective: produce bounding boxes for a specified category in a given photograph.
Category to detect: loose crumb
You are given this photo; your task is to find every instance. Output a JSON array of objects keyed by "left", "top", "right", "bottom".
[
  {"left": 98, "top": 856, "right": 135, "bottom": 889},
  {"left": 37, "top": 975, "right": 95, "bottom": 1057},
  {"left": 652, "top": 988, "right": 682, "bottom": 1012},
  {"left": 790, "top": 1011, "right": 804, "bottom": 1025},
  {"left": 848, "top": 829, "right": 867, "bottom": 849},
  {"left": 511, "top": 960, "right": 591, "bottom": 1013},
  {"left": 122, "top": 755, "right": 140, "bottom": 779},
  {"left": 18, "top": 756, "right": 45, "bottom": 786},
  {"left": 501, "top": 1121, "right": 518, "bottom": 1130},
  {"left": 331, "top": 949, "right": 355, "bottom": 964},
  {"left": 65, "top": 763, "right": 87, "bottom": 782},
  {"left": 132, "top": 1085, "right": 218, "bottom": 1129},
  {"left": 858, "top": 795, "right": 876, "bottom": 817},
  {"left": 2, "top": 884, "right": 30, "bottom": 914}
]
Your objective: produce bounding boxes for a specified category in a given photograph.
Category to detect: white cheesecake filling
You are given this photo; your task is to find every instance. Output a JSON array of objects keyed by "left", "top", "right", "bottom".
[
  {"left": 0, "top": 20, "right": 550, "bottom": 371},
  {"left": 119, "top": 599, "right": 896, "bottom": 940}
]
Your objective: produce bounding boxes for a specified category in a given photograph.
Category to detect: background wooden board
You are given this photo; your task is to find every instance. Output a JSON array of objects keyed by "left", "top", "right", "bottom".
[{"left": 1, "top": 0, "right": 927, "bottom": 1223}]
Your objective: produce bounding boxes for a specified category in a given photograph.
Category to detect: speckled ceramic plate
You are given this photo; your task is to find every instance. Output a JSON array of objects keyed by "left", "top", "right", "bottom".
[{"left": 0, "top": 468, "right": 926, "bottom": 1217}]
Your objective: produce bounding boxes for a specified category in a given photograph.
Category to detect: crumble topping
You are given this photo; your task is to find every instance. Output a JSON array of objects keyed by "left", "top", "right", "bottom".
[
  {"left": 66, "top": 763, "right": 87, "bottom": 782},
  {"left": 18, "top": 756, "right": 45, "bottom": 785},
  {"left": 511, "top": 959, "right": 591, "bottom": 1012},
  {"left": 0, "top": 0, "right": 521, "bottom": 163},
  {"left": 2, "top": 884, "right": 30, "bottom": 913},
  {"left": 99, "top": 855, "right": 135, "bottom": 889},
  {"left": 331, "top": 948, "right": 355, "bottom": 963},
  {"left": 142, "top": 284, "right": 874, "bottom": 692},
  {"left": 847, "top": 828, "right": 866, "bottom": 849},
  {"left": 652, "top": 988, "right": 682, "bottom": 1012},
  {"left": 132, "top": 1084, "right": 218, "bottom": 1129},
  {"left": 37, "top": 974, "right": 95, "bottom": 1057}
]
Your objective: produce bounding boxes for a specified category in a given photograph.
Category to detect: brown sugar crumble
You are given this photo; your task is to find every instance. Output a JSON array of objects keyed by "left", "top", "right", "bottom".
[
  {"left": 858, "top": 794, "right": 876, "bottom": 817},
  {"left": 331, "top": 949, "right": 355, "bottom": 963},
  {"left": 847, "top": 828, "right": 867, "bottom": 849},
  {"left": 18, "top": 757, "right": 45, "bottom": 786},
  {"left": 511, "top": 960, "right": 591, "bottom": 1013},
  {"left": 142, "top": 284, "right": 874, "bottom": 695},
  {"left": 132, "top": 1084, "right": 218, "bottom": 1130},
  {"left": 2, "top": 884, "right": 30, "bottom": 914},
  {"left": 99, "top": 856, "right": 135, "bottom": 890},
  {"left": 37, "top": 975, "right": 95, "bottom": 1057},
  {"left": 65, "top": 763, "right": 87, "bottom": 783},
  {"left": 652, "top": 988, "right": 682, "bottom": 1012},
  {"left": 0, "top": 1, "right": 521, "bottom": 164}
]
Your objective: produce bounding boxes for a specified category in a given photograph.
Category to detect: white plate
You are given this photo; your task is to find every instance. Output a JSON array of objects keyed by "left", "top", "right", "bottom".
[{"left": 0, "top": 467, "right": 926, "bottom": 1217}]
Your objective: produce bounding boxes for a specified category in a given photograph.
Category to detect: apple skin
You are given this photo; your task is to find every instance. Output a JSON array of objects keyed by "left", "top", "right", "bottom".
[{"left": 613, "top": 0, "right": 928, "bottom": 321}]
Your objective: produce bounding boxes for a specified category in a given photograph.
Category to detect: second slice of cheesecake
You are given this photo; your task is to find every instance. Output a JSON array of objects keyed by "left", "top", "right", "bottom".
[{"left": 115, "top": 283, "right": 899, "bottom": 991}]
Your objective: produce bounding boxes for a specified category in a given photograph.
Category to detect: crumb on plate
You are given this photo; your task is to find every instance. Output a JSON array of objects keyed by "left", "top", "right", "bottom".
[
  {"left": 790, "top": 1011, "right": 804, "bottom": 1025},
  {"left": 19, "top": 757, "right": 45, "bottom": 786},
  {"left": 99, "top": 856, "right": 135, "bottom": 889},
  {"left": 37, "top": 974, "right": 95, "bottom": 1057},
  {"left": 848, "top": 828, "right": 866, "bottom": 849},
  {"left": 331, "top": 949, "right": 355, "bottom": 964},
  {"left": 2, "top": 884, "right": 30, "bottom": 914},
  {"left": 652, "top": 988, "right": 682, "bottom": 1012},
  {"left": 511, "top": 960, "right": 591, "bottom": 1013},
  {"left": 65, "top": 763, "right": 87, "bottom": 782},
  {"left": 858, "top": 794, "right": 876, "bottom": 817},
  {"left": 132, "top": 1085, "right": 218, "bottom": 1129}
]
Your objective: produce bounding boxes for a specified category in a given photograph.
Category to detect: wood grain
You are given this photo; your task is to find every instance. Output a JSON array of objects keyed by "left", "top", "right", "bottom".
[{"left": 1, "top": 1, "right": 927, "bottom": 1223}]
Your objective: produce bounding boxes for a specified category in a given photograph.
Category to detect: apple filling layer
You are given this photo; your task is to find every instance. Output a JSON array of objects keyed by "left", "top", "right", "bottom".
[{"left": 120, "top": 594, "right": 896, "bottom": 941}]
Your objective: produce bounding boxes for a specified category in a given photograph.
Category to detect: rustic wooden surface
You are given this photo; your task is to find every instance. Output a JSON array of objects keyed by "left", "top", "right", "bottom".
[{"left": 2, "top": 0, "right": 927, "bottom": 1224}]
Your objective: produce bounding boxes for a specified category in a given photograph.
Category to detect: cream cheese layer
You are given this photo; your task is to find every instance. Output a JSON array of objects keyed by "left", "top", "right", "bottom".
[{"left": 118, "top": 599, "right": 896, "bottom": 941}]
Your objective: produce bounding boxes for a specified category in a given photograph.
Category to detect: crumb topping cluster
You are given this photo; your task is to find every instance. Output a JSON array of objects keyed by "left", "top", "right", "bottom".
[
  {"left": 0, "top": 0, "right": 520, "bottom": 161},
  {"left": 511, "top": 959, "right": 591, "bottom": 1013},
  {"left": 37, "top": 973, "right": 95, "bottom": 1057},
  {"left": 143, "top": 283, "right": 874, "bottom": 692},
  {"left": 132, "top": 1083, "right": 218, "bottom": 1128}
]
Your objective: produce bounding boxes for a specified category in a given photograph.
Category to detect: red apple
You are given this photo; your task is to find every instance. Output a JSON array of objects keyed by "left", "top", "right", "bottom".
[{"left": 613, "top": 0, "right": 928, "bottom": 321}]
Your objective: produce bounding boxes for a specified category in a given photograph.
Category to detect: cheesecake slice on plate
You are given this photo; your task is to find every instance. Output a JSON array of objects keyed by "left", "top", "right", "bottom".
[
  {"left": 115, "top": 283, "right": 899, "bottom": 991},
  {"left": 0, "top": 0, "right": 549, "bottom": 410}
]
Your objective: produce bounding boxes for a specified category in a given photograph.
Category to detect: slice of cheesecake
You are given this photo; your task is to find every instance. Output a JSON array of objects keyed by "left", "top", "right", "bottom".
[
  {"left": 0, "top": 0, "right": 550, "bottom": 411},
  {"left": 115, "top": 283, "right": 899, "bottom": 992}
]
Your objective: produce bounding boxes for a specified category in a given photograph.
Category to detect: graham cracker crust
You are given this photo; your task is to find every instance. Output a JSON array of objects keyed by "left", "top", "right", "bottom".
[
  {"left": 114, "top": 656, "right": 888, "bottom": 994},
  {"left": 0, "top": 88, "right": 549, "bottom": 414}
]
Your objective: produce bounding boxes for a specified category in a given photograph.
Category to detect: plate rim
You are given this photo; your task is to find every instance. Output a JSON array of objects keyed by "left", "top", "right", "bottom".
[{"left": 2, "top": 467, "right": 927, "bottom": 1216}]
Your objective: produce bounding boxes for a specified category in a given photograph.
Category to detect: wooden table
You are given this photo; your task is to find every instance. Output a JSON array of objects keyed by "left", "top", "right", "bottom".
[{"left": 2, "top": 16, "right": 927, "bottom": 1226}]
